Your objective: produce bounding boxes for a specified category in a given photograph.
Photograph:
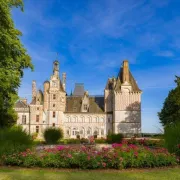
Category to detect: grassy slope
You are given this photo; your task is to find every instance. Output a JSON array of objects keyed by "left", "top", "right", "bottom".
[{"left": 0, "top": 167, "right": 180, "bottom": 180}]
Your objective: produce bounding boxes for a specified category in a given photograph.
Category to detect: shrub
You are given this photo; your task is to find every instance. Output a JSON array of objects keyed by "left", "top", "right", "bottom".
[
  {"left": 43, "top": 127, "right": 63, "bottom": 144},
  {"left": 0, "top": 126, "right": 33, "bottom": 157},
  {"left": 107, "top": 133, "right": 124, "bottom": 143},
  {"left": 164, "top": 122, "right": 180, "bottom": 156},
  {"left": 95, "top": 138, "right": 107, "bottom": 144},
  {"left": 80, "top": 138, "right": 88, "bottom": 144},
  {"left": 66, "top": 138, "right": 81, "bottom": 144}
]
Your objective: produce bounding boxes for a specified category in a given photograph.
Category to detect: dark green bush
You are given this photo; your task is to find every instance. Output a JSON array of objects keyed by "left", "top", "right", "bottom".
[
  {"left": 0, "top": 126, "right": 33, "bottom": 157},
  {"left": 164, "top": 122, "right": 180, "bottom": 156},
  {"left": 80, "top": 138, "right": 88, "bottom": 144},
  {"left": 43, "top": 127, "right": 63, "bottom": 144},
  {"left": 95, "top": 138, "right": 107, "bottom": 144},
  {"left": 66, "top": 138, "right": 81, "bottom": 144},
  {"left": 107, "top": 133, "right": 124, "bottom": 143}
]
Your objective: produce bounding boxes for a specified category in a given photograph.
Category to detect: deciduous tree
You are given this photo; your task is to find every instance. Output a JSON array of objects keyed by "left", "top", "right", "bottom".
[
  {"left": 0, "top": 0, "right": 33, "bottom": 127},
  {"left": 158, "top": 76, "right": 180, "bottom": 126}
]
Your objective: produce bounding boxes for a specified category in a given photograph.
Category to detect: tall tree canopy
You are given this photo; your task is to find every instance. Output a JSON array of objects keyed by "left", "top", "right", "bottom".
[
  {"left": 158, "top": 76, "right": 180, "bottom": 126},
  {"left": 0, "top": 0, "right": 33, "bottom": 127}
]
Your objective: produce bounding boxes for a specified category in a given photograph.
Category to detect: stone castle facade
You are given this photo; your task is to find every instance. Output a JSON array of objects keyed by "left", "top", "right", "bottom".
[{"left": 15, "top": 60, "right": 142, "bottom": 138}]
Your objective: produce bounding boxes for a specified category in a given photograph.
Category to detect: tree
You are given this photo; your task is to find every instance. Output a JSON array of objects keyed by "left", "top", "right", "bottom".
[
  {"left": 0, "top": 0, "right": 33, "bottom": 127},
  {"left": 158, "top": 76, "right": 180, "bottom": 126}
]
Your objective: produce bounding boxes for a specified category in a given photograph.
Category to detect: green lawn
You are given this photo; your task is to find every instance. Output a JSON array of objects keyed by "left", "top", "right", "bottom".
[{"left": 0, "top": 167, "right": 180, "bottom": 180}]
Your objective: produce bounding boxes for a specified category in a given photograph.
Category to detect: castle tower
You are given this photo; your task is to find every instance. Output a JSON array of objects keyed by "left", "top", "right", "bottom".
[
  {"left": 48, "top": 60, "right": 66, "bottom": 127},
  {"left": 62, "top": 73, "right": 66, "bottom": 91},
  {"left": 113, "top": 60, "right": 142, "bottom": 135},
  {"left": 104, "top": 78, "right": 114, "bottom": 112},
  {"left": 43, "top": 81, "right": 50, "bottom": 111}
]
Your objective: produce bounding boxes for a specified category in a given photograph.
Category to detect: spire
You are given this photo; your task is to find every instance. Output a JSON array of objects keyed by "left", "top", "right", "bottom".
[
  {"left": 122, "top": 60, "right": 129, "bottom": 83},
  {"left": 32, "top": 80, "right": 36, "bottom": 100},
  {"left": 70, "top": 90, "right": 73, "bottom": 96},
  {"left": 53, "top": 60, "right": 59, "bottom": 77}
]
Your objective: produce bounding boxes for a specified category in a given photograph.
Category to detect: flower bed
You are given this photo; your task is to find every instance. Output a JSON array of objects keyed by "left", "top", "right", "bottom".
[
  {"left": 1, "top": 143, "right": 177, "bottom": 169},
  {"left": 123, "top": 138, "right": 165, "bottom": 148}
]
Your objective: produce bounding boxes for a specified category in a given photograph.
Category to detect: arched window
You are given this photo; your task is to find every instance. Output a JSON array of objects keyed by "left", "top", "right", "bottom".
[
  {"left": 72, "top": 116, "right": 77, "bottom": 123},
  {"left": 72, "top": 128, "right": 79, "bottom": 136},
  {"left": 67, "top": 116, "right": 70, "bottom": 123},
  {"left": 66, "top": 128, "right": 70, "bottom": 136},
  {"left": 94, "top": 128, "right": 99, "bottom": 135},
  {"left": 87, "top": 127, "right": 91, "bottom": 135},
  {"left": 94, "top": 117, "right": 98, "bottom": 123},
  {"left": 101, "top": 129, "right": 104, "bottom": 135},
  {"left": 79, "top": 127, "right": 85, "bottom": 135},
  {"left": 80, "top": 116, "right": 84, "bottom": 123},
  {"left": 87, "top": 116, "right": 92, "bottom": 123}
]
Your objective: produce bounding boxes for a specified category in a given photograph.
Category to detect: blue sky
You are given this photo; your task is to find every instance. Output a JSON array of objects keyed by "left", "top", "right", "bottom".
[{"left": 12, "top": 0, "right": 180, "bottom": 133}]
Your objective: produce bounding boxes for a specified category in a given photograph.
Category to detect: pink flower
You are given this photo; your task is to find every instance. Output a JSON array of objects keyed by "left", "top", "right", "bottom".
[
  {"left": 67, "top": 154, "right": 72, "bottom": 158},
  {"left": 57, "top": 145, "right": 65, "bottom": 151},
  {"left": 134, "top": 151, "right": 138, "bottom": 157},
  {"left": 102, "top": 162, "right": 106, "bottom": 167}
]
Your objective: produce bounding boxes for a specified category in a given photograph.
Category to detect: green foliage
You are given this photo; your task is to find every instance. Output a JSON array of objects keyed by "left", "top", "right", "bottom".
[
  {"left": 107, "top": 133, "right": 124, "bottom": 143},
  {"left": 65, "top": 138, "right": 81, "bottom": 144},
  {"left": 164, "top": 122, "right": 180, "bottom": 156},
  {"left": 95, "top": 138, "right": 107, "bottom": 144},
  {"left": 43, "top": 127, "right": 63, "bottom": 144},
  {"left": 0, "top": 126, "right": 33, "bottom": 157},
  {"left": 158, "top": 76, "right": 180, "bottom": 126},
  {"left": 0, "top": 0, "right": 33, "bottom": 128}
]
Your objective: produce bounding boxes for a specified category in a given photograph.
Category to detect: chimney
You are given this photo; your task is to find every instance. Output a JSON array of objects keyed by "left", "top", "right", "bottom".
[
  {"left": 62, "top": 73, "right": 66, "bottom": 91},
  {"left": 122, "top": 60, "right": 129, "bottom": 83},
  {"left": 32, "top": 80, "right": 36, "bottom": 99}
]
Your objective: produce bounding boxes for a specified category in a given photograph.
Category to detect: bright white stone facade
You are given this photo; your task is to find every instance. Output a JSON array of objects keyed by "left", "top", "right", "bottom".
[{"left": 15, "top": 60, "right": 142, "bottom": 139}]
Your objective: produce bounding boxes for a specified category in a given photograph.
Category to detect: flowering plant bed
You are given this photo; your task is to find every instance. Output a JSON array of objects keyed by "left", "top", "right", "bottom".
[{"left": 1, "top": 143, "right": 177, "bottom": 169}]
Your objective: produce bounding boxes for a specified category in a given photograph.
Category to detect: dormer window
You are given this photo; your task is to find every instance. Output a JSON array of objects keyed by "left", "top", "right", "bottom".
[{"left": 84, "top": 104, "right": 88, "bottom": 111}]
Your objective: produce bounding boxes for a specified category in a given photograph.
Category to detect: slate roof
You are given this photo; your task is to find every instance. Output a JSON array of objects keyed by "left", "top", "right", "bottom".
[
  {"left": 65, "top": 96, "right": 104, "bottom": 113},
  {"left": 15, "top": 100, "right": 29, "bottom": 108},
  {"left": 115, "top": 67, "right": 141, "bottom": 92}
]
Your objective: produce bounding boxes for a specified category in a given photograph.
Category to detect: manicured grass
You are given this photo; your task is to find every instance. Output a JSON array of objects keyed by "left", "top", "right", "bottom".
[{"left": 0, "top": 167, "right": 180, "bottom": 180}]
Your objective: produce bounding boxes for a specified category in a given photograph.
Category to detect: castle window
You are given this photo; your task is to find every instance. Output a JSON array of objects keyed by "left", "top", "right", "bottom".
[
  {"left": 37, "top": 107, "right": 39, "bottom": 110},
  {"left": 87, "top": 128, "right": 91, "bottom": 135},
  {"left": 67, "top": 129, "right": 69, "bottom": 135},
  {"left": 108, "top": 117, "right": 111, "bottom": 123},
  {"left": 53, "top": 111, "right": 56, "bottom": 118},
  {"left": 36, "top": 115, "right": 39, "bottom": 122},
  {"left": 22, "top": 115, "right": 26, "bottom": 124},
  {"left": 36, "top": 126, "right": 39, "bottom": 133},
  {"left": 53, "top": 94, "right": 56, "bottom": 100},
  {"left": 101, "top": 129, "right": 104, "bottom": 135},
  {"left": 53, "top": 104, "right": 55, "bottom": 107},
  {"left": 84, "top": 104, "right": 88, "bottom": 111},
  {"left": 94, "top": 129, "right": 99, "bottom": 135},
  {"left": 52, "top": 123, "right": 55, "bottom": 127}
]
